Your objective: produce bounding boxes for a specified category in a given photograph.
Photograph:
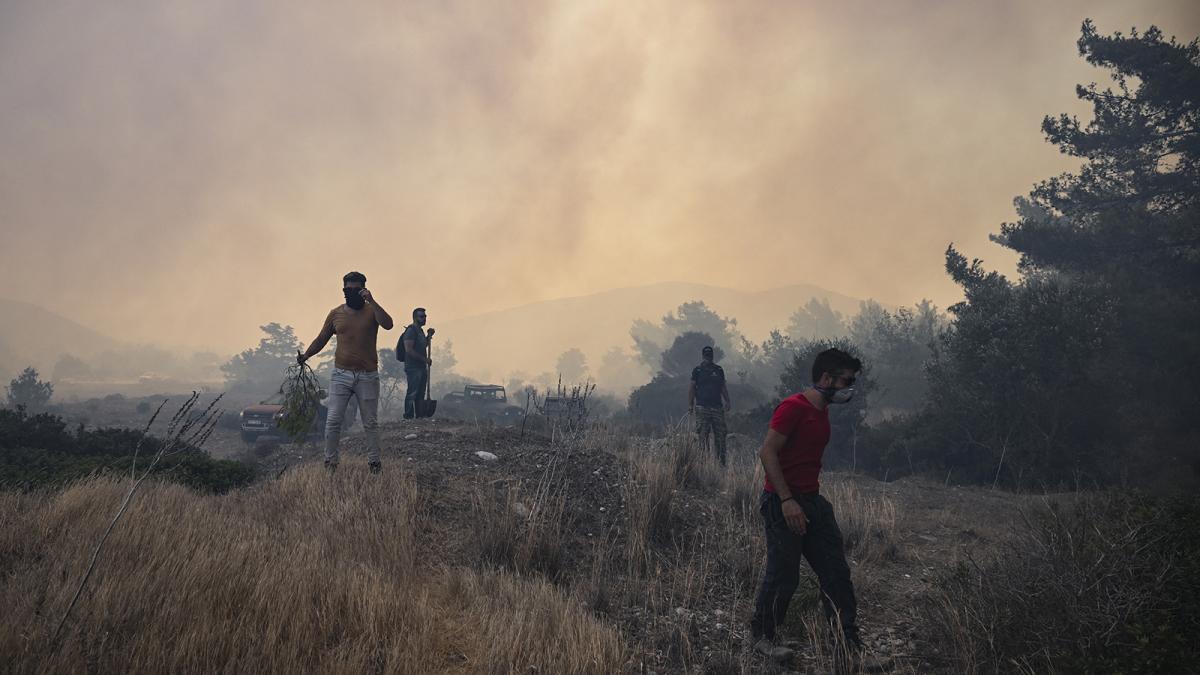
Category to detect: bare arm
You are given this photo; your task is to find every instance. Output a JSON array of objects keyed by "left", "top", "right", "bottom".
[
  {"left": 403, "top": 335, "right": 430, "bottom": 365},
  {"left": 404, "top": 338, "right": 421, "bottom": 361},
  {"left": 299, "top": 318, "right": 335, "bottom": 363},
  {"left": 359, "top": 289, "right": 394, "bottom": 330},
  {"left": 687, "top": 380, "right": 696, "bottom": 410},
  {"left": 721, "top": 382, "right": 731, "bottom": 411},
  {"left": 759, "top": 428, "right": 808, "bottom": 534}
]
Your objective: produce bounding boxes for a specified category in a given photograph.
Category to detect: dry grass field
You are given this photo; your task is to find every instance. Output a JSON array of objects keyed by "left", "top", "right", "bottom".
[{"left": 1, "top": 418, "right": 1112, "bottom": 674}]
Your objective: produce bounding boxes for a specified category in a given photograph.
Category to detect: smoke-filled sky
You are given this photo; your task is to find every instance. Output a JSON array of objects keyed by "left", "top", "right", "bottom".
[{"left": 2, "top": 0, "right": 1197, "bottom": 354}]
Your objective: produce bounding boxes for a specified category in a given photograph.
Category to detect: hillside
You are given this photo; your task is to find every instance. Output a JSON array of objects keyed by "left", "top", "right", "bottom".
[
  {"left": 3, "top": 418, "right": 1060, "bottom": 674},
  {"left": 0, "top": 298, "right": 124, "bottom": 379},
  {"left": 438, "top": 281, "right": 871, "bottom": 381}
]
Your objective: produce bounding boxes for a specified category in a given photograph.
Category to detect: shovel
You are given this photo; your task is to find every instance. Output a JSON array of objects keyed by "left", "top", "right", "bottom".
[{"left": 416, "top": 328, "right": 438, "bottom": 418}]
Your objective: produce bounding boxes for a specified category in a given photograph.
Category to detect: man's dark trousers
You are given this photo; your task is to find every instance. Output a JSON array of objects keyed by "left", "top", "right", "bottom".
[
  {"left": 404, "top": 365, "right": 428, "bottom": 418},
  {"left": 750, "top": 491, "right": 859, "bottom": 645}
]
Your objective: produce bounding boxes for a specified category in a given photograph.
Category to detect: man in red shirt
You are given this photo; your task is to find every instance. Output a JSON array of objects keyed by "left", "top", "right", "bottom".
[{"left": 750, "top": 347, "right": 864, "bottom": 660}]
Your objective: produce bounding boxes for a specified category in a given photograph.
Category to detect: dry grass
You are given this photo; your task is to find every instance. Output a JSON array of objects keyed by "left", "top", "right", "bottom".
[
  {"left": 4, "top": 417, "right": 1016, "bottom": 675},
  {"left": 917, "top": 493, "right": 1200, "bottom": 674},
  {"left": 0, "top": 466, "right": 625, "bottom": 674},
  {"left": 824, "top": 479, "right": 900, "bottom": 565},
  {"left": 469, "top": 484, "right": 570, "bottom": 580}
]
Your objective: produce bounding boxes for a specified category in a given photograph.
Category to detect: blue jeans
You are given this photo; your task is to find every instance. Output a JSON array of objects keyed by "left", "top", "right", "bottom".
[
  {"left": 404, "top": 366, "right": 428, "bottom": 418},
  {"left": 324, "top": 368, "right": 380, "bottom": 465}
]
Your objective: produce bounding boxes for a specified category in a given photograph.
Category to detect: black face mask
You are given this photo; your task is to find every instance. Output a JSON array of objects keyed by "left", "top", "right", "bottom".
[{"left": 344, "top": 288, "right": 365, "bottom": 309}]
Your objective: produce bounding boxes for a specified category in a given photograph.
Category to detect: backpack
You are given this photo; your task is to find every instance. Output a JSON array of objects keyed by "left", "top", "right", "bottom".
[{"left": 395, "top": 325, "right": 411, "bottom": 362}]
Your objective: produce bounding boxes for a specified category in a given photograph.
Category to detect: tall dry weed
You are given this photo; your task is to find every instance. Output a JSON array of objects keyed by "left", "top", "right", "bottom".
[
  {"left": 918, "top": 493, "right": 1200, "bottom": 674},
  {"left": 624, "top": 448, "right": 676, "bottom": 576},
  {"left": 824, "top": 478, "right": 900, "bottom": 564},
  {"left": 469, "top": 484, "right": 569, "bottom": 580},
  {"left": 445, "top": 568, "right": 626, "bottom": 674}
]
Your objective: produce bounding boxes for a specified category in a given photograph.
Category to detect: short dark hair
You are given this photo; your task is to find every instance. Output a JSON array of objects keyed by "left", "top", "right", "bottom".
[
  {"left": 412, "top": 307, "right": 426, "bottom": 319},
  {"left": 701, "top": 345, "right": 714, "bottom": 353},
  {"left": 343, "top": 271, "right": 366, "bottom": 285},
  {"left": 811, "top": 348, "right": 862, "bottom": 383}
]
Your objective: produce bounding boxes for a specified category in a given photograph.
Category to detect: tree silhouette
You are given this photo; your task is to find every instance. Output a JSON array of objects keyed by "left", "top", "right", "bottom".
[{"left": 7, "top": 367, "right": 53, "bottom": 410}]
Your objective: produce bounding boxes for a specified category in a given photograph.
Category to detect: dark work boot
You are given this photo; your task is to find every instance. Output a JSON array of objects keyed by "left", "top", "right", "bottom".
[
  {"left": 752, "top": 637, "right": 794, "bottom": 664},
  {"left": 369, "top": 461, "right": 381, "bottom": 475},
  {"left": 324, "top": 460, "right": 338, "bottom": 474}
]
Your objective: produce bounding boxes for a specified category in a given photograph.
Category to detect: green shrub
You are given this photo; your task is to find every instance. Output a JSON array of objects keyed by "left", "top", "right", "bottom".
[{"left": 0, "top": 407, "right": 256, "bottom": 494}]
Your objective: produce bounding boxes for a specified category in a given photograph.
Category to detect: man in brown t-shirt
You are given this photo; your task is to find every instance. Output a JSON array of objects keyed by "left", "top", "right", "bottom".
[{"left": 298, "top": 271, "right": 394, "bottom": 472}]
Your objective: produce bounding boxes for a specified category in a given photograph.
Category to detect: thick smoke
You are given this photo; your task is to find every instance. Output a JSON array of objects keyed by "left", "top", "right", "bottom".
[{"left": 1, "top": 0, "right": 1196, "bottom": 358}]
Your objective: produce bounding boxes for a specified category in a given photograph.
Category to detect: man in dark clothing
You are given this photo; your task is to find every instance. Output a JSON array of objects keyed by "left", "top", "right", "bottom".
[
  {"left": 401, "top": 307, "right": 432, "bottom": 419},
  {"left": 750, "top": 347, "right": 882, "bottom": 671},
  {"left": 688, "top": 345, "right": 731, "bottom": 465}
]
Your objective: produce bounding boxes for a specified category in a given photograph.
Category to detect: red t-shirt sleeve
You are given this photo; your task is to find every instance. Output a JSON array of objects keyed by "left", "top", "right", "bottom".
[{"left": 769, "top": 398, "right": 804, "bottom": 437}]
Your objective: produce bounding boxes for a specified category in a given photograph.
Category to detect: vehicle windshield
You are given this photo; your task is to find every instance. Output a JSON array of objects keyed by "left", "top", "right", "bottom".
[{"left": 259, "top": 392, "right": 284, "bottom": 405}]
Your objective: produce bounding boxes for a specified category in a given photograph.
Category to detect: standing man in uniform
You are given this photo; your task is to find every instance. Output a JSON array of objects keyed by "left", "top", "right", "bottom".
[
  {"left": 750, "top": 348, "right": 880, "bottom": 670},
  {"left": 401, "top": 307, "right": 432, "bottom": 419},
  {"left": 298, "top": 271, "right": 394, "bottom": 474},
  {"left": 688, "top": 345, "right": 731, "bottom": 466}
]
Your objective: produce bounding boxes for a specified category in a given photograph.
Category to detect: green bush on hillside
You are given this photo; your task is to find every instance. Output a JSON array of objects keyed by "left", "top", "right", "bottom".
[{"left": 0, "top": 407, "right": 256, "bottom": 494}]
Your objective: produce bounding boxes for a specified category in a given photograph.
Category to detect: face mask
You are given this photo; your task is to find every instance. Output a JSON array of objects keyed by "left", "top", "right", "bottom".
[
  {"left": 344, "top": 288, "right": 365, "bottom": 309},
  {"left": 814, "top": 385, "right": 855, "bottom": 405}
]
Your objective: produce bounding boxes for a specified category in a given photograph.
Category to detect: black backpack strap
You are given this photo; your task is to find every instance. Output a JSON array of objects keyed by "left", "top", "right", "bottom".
[{"left": 395, "top": 324, "right": 413, "bottom": 361}]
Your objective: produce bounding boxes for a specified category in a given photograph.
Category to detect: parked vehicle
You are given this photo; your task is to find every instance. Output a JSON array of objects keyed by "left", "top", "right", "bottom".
[
  {"left": 439, "top": 384, "right": 524, "bottom": 423},
  {"left": 238, "top": 391, "right": 330, "bottom": 443}
]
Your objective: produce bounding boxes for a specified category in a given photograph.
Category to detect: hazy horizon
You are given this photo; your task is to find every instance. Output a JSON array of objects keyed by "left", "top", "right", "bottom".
[
  {"left": 0, "top": 279, "right": 874, "bottom": 389},
  {"left": 3, "top": 1, "right": 1198, "bottom": 356}
]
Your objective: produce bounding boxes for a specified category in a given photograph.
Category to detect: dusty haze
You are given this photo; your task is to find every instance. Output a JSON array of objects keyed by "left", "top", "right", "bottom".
[{"left": 2, "top": 0, "right": 1197, "bottom": 358}]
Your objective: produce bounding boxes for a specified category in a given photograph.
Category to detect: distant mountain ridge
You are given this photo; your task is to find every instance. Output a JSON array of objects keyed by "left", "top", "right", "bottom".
[
  {"left": 0, "top": 298, "right": 124, "bottom": 378},
  {"left": 437, "top": 281, "right": 871, "bottom": 381}
]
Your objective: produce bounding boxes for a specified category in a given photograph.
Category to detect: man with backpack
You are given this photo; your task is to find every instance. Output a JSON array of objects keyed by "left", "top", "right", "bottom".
[{"left": 399, "top": 307, "right": 432, "bottom": 419}]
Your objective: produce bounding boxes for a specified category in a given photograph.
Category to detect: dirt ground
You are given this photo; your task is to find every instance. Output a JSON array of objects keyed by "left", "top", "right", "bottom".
[
  {"left": 210, "top": 417, "right": 1031, "bottom": 674},
  {"left": 37, "top": 390, "right": 1037, "bottom": 673}
]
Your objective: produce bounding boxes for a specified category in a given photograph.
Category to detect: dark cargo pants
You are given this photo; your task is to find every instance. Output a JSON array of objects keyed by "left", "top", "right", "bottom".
[
  {"left": 750, "top": 490, "right": 860, "bottom": 645},
  {"left": 695, "top": 405, "right": 728, "bottom": 465}
]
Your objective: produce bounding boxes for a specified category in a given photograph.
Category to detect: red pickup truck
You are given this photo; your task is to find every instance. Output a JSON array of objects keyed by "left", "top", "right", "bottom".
[{"left": 238, "top": 392, "right": 332, "bottom": 443}]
